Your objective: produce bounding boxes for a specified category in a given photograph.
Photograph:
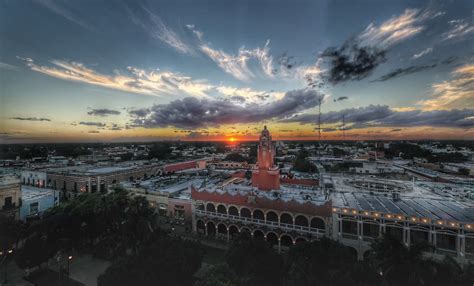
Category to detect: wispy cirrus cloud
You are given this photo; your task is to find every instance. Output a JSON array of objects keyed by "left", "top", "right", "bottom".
[
  {"left": 419, "top": 63, "right": 474, "bottom": 110},
  {"left": 20, "top": 57, "right": 213, "bottom": 98},
  {"left": 442, "top": 19, "right": 474, "bottom": 41},
  {"left": 187, "top": 25, "right": 275, "bottom": 81},
  {"left": 412, "top": 47, "right": 433, "bottom": 59},
  {"left": 358, "top": 9, "right": 434, "bottom": 48},
  {"left": 199, "top": 40, "right": 274, "bottom": 81},
  {"left": 33, "top": 0, "right": 93, "bottom": 30},
  {"left": 128, "top": 6, "right": 192, "bottom": 54},
  {"left": 0, "top": 62, "right": 18, "bottom": 71},
  {"left": 18, "top": 57, "right": 285, "bottom": 103}
]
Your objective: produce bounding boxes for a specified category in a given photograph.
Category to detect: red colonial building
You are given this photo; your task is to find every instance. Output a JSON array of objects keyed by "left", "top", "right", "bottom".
[{"left": 191, "top": 127, "right": 332, "bottom": 251}]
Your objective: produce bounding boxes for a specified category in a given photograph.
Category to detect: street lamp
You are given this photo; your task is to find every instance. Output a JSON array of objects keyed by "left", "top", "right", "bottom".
[
  {"left": 2, "top": 249, "right": 13, "bottom": 284},
  {"left": 67, "top": 255, "right": 73, "bottom": 286}
]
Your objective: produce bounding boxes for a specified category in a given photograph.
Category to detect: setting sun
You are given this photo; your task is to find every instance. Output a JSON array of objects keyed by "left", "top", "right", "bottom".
[{"left": 229, "top": 137, "right": 236, "bottom": 142}]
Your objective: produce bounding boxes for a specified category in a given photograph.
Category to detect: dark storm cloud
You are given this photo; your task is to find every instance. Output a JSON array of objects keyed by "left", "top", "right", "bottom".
[
  {"left": 129, "top": 89, "right": 324, "bottom": 129},
  {"left": 79, "top": 121, "right": 106, "bottom": 127},
  {"left": 391, "top": 128, "right": 403, "bottom": 132},
  {"left": 333, "top": 96, "right": 349, "bottom": 102},
  {"left": 282, "top": 105, "right": 474, "bottom": 129},
  {"left": 319, "top": 40, "right": 386, "bottom": 85},
  {"left": 9, "top": 117, "right": 51, "bottom": 122},
  {"left": 373, "top": 64, "right": 437, "bottom": 82},
  {"left": 87, "top": 108, "right": 121, "bottom": 116}
]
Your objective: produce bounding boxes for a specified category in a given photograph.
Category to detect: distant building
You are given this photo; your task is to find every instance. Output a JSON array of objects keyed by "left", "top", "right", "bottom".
[
  {"left": 20, "top": 186, "right": 59, "bottom": 221},
  {"left": 0, "top": 175, "right": 21, "bottom": 220}
]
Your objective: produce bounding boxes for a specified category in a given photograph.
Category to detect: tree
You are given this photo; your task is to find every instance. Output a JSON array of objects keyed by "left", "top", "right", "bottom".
[
  {"left": 285, "top": 238, "right": 361, "bottom": 286},
  {"left": 98, "top": 235, "right": 203, "bottom": 286},
  {"left": 225, "top": 153, "right": 248, "bottom": 162},
  {"left": 15, "top": 234, "right": 56, "bottom": 270},
  {"left": 368, "top": 234, "right": 435, "bottom": 285},
  {"left": 293, "top": 150, "right": 316, "bottom": 173},
  {"left": 226, "top": 233, "right": 284, "bottom": 286},
  {"left": 195, "top": 263, "right": 239, "bottom": 286}
]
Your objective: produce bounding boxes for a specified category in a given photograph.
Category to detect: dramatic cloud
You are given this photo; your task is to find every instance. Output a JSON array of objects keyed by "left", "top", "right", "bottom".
[
  {"left": 130, "top": 88, "right": 324, "bottom": 128},
  {"left": 88, "top": 130, "right": 100, "bottom": 134},
  {"left": 319, "top": 41, "right": 386, "bottom": 85},
  {"left": 333, "top": 96, "right": 349, "bottom": 102},
  {"left": 282, "top": 104, "right": 474, "bottom": 129},
  {"left": 373, "top": 63, "right": 437, "bottom": 82},
  {"left": 420, "top": 64, "right": 474, "bottom": 110},
  {"left": 79, "top": 121, "right": 106, "bottom": 127},
  {"left": 442, "top": 19, "right": 474, "bottom": 41},
  {"left": 412, "top": 47, "right": 433, "bottom": 59},
  {"left": 307, "top": 9, "right": 440, "bottom": 86},
  {"left": 9, "top": 117, "right": 51, "bottom": 122},
  {"left": 87, "top": 108, "right": 121, "bottom": 117}
]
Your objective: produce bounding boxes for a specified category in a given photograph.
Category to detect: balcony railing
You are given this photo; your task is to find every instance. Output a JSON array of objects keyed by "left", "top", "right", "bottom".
[{"left": 195, "top": 209, "right": 325, "bottom": 236}]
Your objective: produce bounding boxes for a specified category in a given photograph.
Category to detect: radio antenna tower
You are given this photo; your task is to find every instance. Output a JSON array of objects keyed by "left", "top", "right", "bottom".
[
  {"left": 342, "top": 113, "right": 345, "bottom": 142},
  {"left": 317, "top": 98, "right": 322, "bottom": 156}
]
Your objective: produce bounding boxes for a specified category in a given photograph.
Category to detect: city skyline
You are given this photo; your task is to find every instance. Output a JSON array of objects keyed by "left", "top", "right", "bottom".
[{"left": 1, "top": 0, "right": 473, "bottom": 143}]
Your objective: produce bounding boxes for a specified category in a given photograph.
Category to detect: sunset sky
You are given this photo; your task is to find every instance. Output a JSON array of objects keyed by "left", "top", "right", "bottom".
[{"left": 0, "top": 0, "right": 473, "bottom": 143}]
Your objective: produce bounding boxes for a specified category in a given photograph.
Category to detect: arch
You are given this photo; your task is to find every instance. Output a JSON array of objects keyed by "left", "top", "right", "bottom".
[
  {"left": 240, "top": 207, "right": 251, "bottom": 218},
  {"left": 363, "top": 250, "right": 372, "bottom": 260},
  {"left": 206, "top": 203, "right": 216, "bottom": 213},
  {"left": 196, "top": 220, "right": 205, "bottom": 234},
  {"left": 240, "top": 227, "right": 251, "bottom": 233},
  {"left": 217, "top": 223, "right": 227, "bottom": 235},
  {"left": 346, "top": 246, "right": 358, "bottom": 261},
  {"left": 253, "top": 209, "right": 265, "bottom": 221},
  {"left": 253, "top": 229, "right": 265, "bottom": 240},
  {"left": 229, "top": 225, "right": 239, "bottom": 238},
  {"left": 281, "top": 235, "right": 293, "bottom": 247},
  {"left": 228, "top": 206, "right": 239, "bottom": 216},
  {"left": 217, "top": 204, "right": 227, "bottom": 214},
  {"left": 280, "top": 213, "right": 293, "bottom": 225},
  {"left": 266, "top": 211, "right": 278, "bottom": 222},
  {"left": 206, "top": 221, "right": 216, "bottom": 237},
  {"left": 266, "top": 232, "right": 278, "bottom": 246},
  {"left": 195, "top": 202, "right": 205, "bottom": 211},
  {"left": 310, "top": 217, "right": 326, "bottom": 229},
  {"left": 295, "top": 237, "right": 308, "bottom": 244},
  {"left": 295, "top": 215, "right": 309, "bottom": 227}
]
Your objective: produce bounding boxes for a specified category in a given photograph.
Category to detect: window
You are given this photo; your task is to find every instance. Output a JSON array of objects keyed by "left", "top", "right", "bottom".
[
  {"left": 4, "top": 197, "right": 13, "bottom": 208},
  {"left": 30, "top": 202, "right": 39, "bottom": 214}
]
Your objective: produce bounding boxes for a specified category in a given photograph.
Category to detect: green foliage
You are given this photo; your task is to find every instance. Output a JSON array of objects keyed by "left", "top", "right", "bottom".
[
  {"left": 225, "top": 233, "right": 284, "bottom": 286},
  {"left": 292, "top": 149, "right": 317, "bottom": 173},
  {"left": 98, "top": 234, "right": 203, "bottom": 286},
  {"left": 15, "top": 234, "right": 56, "bottom": 270},
  {"left": 385, "top": 143, "right": 431, "bottom": 159},
  {"left": 285, "top": 238, "right": 369, "bottom": 286},
  {"left": 195, "top": 263, "right": 239, "bottom": 286},
  {"left": 367, "top": 234, "right": 474, "bottom": 286},
  {"left": 40, "top": 189, "right": 156, "bottom": 259},
  {"left": 224, "top": 153, "right": 249, "bottom": 162},
  {"left": 148, "top": 142, "right": 172, "bottom": 160}
]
